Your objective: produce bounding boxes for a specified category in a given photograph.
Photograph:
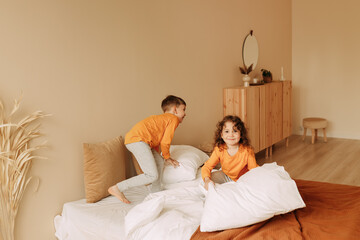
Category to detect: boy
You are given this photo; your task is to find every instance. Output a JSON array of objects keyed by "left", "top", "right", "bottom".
[{"left": 108, "top": 95, "right": 186, "bottom": 203}]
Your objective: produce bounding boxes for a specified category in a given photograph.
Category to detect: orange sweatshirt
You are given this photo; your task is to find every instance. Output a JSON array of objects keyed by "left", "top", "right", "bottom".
[
  {"left": 124, "top": 113, "right": 179, "bottom": 159},
  {"left": 201, "top": 145, "right": 258, "bottom": 182}
]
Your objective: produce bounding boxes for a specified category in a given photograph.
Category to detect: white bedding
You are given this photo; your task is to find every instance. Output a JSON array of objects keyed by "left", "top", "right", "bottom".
[
  {"left": 54, "top": 185, "right": 151, "bottom": 240},
  {"left": 125, "top": 185, "right": 205, "bottom": 240},
  {"left": 55, "top": 163, "right": 302, "bottom": 240},
  {"left": 54, "top": 170, "right": 205, "bottom": 240}
]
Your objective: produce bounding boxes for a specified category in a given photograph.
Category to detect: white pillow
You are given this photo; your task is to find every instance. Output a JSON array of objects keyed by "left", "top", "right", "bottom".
[
  {"left": 200, "top": 163, "right": 306, "bottom": 232},
  {"left": 162, "top": 145, "right": 209, "bottom": 184},
  {"left": 162, "top": 168, "right": 203, "bottom": 190}
]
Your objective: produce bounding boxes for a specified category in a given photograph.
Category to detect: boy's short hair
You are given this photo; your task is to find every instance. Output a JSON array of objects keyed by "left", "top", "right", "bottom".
[{"left": 161, "top": 95, "right": 186, "bottom": 112}]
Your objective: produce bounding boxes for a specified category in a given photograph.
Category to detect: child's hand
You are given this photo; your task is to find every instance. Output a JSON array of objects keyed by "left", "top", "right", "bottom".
[
  {"left": 204, "top": 177, "right": 214, "bottom": 191},
  {"left": 165, "top": 158, "right": 180, "bottom": 168}
]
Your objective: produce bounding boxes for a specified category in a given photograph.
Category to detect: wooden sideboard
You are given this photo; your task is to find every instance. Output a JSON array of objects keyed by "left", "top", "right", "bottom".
[{"left": 223, "top": 81, "right": 292, "bottom": 157}]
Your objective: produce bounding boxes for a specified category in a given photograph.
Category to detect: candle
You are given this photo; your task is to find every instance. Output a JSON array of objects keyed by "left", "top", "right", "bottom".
[{"left": 280, "top": 67, "right": 285, "bottom": 81}]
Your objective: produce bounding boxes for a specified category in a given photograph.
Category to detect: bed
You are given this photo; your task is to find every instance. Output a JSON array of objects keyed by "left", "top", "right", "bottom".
[
  {"left": 191, "top": 179, "right": 360, "bottom": 240},
  {"left": 54, "top": 142, "right": 360, "bottom": 240}
]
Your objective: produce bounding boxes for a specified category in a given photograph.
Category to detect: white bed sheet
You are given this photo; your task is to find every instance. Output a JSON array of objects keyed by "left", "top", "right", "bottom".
[
  {"left": 54, "top": 185, "right": 150, "bottom": 240},
  {"left": 54, "top": 169, "right": 205, "bottom": 240}
]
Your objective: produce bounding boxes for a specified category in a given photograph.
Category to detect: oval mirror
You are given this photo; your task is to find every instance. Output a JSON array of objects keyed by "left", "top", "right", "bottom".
[{"left": 242, "top": 30, "right": 259, "bottom": 70}]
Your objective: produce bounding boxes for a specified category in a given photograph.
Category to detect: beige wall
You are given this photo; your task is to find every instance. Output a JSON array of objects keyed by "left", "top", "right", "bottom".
[
  {"left": 0, "top": 1, "right": 291, "bottom": 239},
  {"left": 292, "top": 0, "right": 360, "bottom": 139}
]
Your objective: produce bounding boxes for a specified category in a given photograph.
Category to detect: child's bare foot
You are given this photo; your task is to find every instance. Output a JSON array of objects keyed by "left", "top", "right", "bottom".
[{"left": 108, "top": 185, "right": 130, "bottom": 204}]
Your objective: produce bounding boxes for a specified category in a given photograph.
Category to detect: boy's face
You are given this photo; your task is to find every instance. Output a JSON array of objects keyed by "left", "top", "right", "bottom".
[{"left": 174, "top": 104, "right": 186, "bottom": 123}]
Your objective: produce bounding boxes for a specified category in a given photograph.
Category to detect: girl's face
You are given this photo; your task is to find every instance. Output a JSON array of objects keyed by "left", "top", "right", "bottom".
[{"left": 221, "top": 121, "right": 241, "bottom": 147}]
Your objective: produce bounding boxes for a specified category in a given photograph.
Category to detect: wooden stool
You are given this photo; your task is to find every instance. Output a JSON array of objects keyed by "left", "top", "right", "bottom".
[{"left": 302, "top": 118, "right": 328, "bottom": 144}]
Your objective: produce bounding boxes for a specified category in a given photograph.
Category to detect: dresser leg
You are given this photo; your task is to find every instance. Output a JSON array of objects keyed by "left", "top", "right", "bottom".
[{"left": 265, "top": 148, "right": 269, "bottom": 159}]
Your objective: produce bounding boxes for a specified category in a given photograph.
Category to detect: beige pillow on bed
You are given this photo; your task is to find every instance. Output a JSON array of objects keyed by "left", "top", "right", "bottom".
[{"left": 83, "top": 136, "right": 127, "bottom": 203}]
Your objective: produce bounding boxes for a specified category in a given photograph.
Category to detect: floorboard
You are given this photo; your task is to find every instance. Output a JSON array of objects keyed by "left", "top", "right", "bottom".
[{"left": 255, "top": 135, "right": 360, "bottom": 186}]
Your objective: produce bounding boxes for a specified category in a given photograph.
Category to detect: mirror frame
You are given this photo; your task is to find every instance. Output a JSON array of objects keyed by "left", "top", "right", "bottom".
[{"left": 242, "top": 30, "right": 259, "bottom": 70}]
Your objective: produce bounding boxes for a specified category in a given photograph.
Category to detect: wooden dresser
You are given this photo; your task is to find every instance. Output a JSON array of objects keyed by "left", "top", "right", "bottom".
[{"left": 223, "top": 80, "right": 292, "bottom": 157}]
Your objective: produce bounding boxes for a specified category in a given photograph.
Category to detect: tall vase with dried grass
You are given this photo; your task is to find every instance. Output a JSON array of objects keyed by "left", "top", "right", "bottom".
[
  {"left": 239, "top": 63, "right": 253, "bottom": 87},
  {"left": 0, "top": 96, "right": 49, "bottom": 240}
]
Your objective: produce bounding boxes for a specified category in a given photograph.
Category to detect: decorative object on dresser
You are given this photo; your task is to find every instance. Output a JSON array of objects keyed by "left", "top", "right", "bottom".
[
  {"left": 250, "top": 77, "right": 264, "bottom": 86},
  {"left": 0, "top": 95, "right": 50, "bottom": 240},
  {"left": 242, "top": 30, "right": 258, "bottom": 70},
  {"left": 239, "top": 63, "right": 253, "bottom": 87},
  {"left": 261, "top": 69, "right": 273, "bottom": 83},
  {"left": 240, "top": 30, "right": 258, "bottom": 87},
  {"left": 280, "top": 66, "right": 286, "bottom": 81},
  {"left": 223, "top": 81, "right": 292, "bottom": 158}
]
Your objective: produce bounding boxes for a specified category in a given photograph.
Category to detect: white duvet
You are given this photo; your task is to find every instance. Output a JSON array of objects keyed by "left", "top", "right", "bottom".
[
  {"left": 54, "top": 171, "right": 206, "bottom": 240},
  {"left": 125, "top": 185, "right": 205, "bottom": 240}
]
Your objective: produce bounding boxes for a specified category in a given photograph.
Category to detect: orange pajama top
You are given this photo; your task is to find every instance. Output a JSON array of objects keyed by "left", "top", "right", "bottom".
[
  {"left": 124, "top": 113, "right": 179, "bottom": 159},
  {"left": 201, "top": 145, "right": 259, "bottom": 181}
]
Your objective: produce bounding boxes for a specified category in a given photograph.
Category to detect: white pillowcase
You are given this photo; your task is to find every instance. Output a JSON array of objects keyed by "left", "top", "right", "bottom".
[
  {"left": 162, "top": 145, "right": 209, "bottom": 184},
  {"left": 200, "top": 163, "right": 306, "bottom": 232}
]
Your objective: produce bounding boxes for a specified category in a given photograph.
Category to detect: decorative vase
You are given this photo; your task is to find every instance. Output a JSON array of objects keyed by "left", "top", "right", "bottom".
[
  {"left": 263, "top": 76, "right": 272, "bottom": 83},
  {"left": 242, "top": 74, "right": 250, "bottom": 87}
]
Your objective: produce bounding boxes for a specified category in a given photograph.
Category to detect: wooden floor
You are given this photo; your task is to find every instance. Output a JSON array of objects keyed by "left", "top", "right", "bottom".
[{"left": 255, "top": 135, "right": 360, "bottom": 186}]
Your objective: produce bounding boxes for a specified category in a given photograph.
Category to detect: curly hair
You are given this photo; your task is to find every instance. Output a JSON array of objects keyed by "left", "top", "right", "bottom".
[{"left": 214, "top": 115, "right": 251, "bottom": 149}]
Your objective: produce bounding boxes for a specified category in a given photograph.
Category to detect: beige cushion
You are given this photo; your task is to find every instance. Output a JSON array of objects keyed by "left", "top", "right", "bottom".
[{"left": 83, "top": 136, "right": 127, "bottom": 203}]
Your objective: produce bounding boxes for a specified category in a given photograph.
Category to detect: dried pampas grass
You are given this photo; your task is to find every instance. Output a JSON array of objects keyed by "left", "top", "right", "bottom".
[{"left": 0, "top": 96, "right": 50, "bottom": 240}]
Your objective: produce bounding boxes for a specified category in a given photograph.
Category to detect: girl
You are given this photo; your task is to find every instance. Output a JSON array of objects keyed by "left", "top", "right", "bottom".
[{"left": 201, "top": 115, "right": 258, "bottom": 190}]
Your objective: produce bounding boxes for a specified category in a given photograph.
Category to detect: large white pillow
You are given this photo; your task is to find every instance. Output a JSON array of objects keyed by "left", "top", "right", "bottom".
[
  {"left": 200, "top": 163, "right": 306, "bottom": 232},
  {"left": 162, "top": 145, "right": 209, "bottom": 184}
]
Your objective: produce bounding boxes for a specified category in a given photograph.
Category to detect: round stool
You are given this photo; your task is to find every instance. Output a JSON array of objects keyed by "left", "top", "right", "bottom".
[{"left": 302, "top": 118, "right": 328, "bottom": 144}]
